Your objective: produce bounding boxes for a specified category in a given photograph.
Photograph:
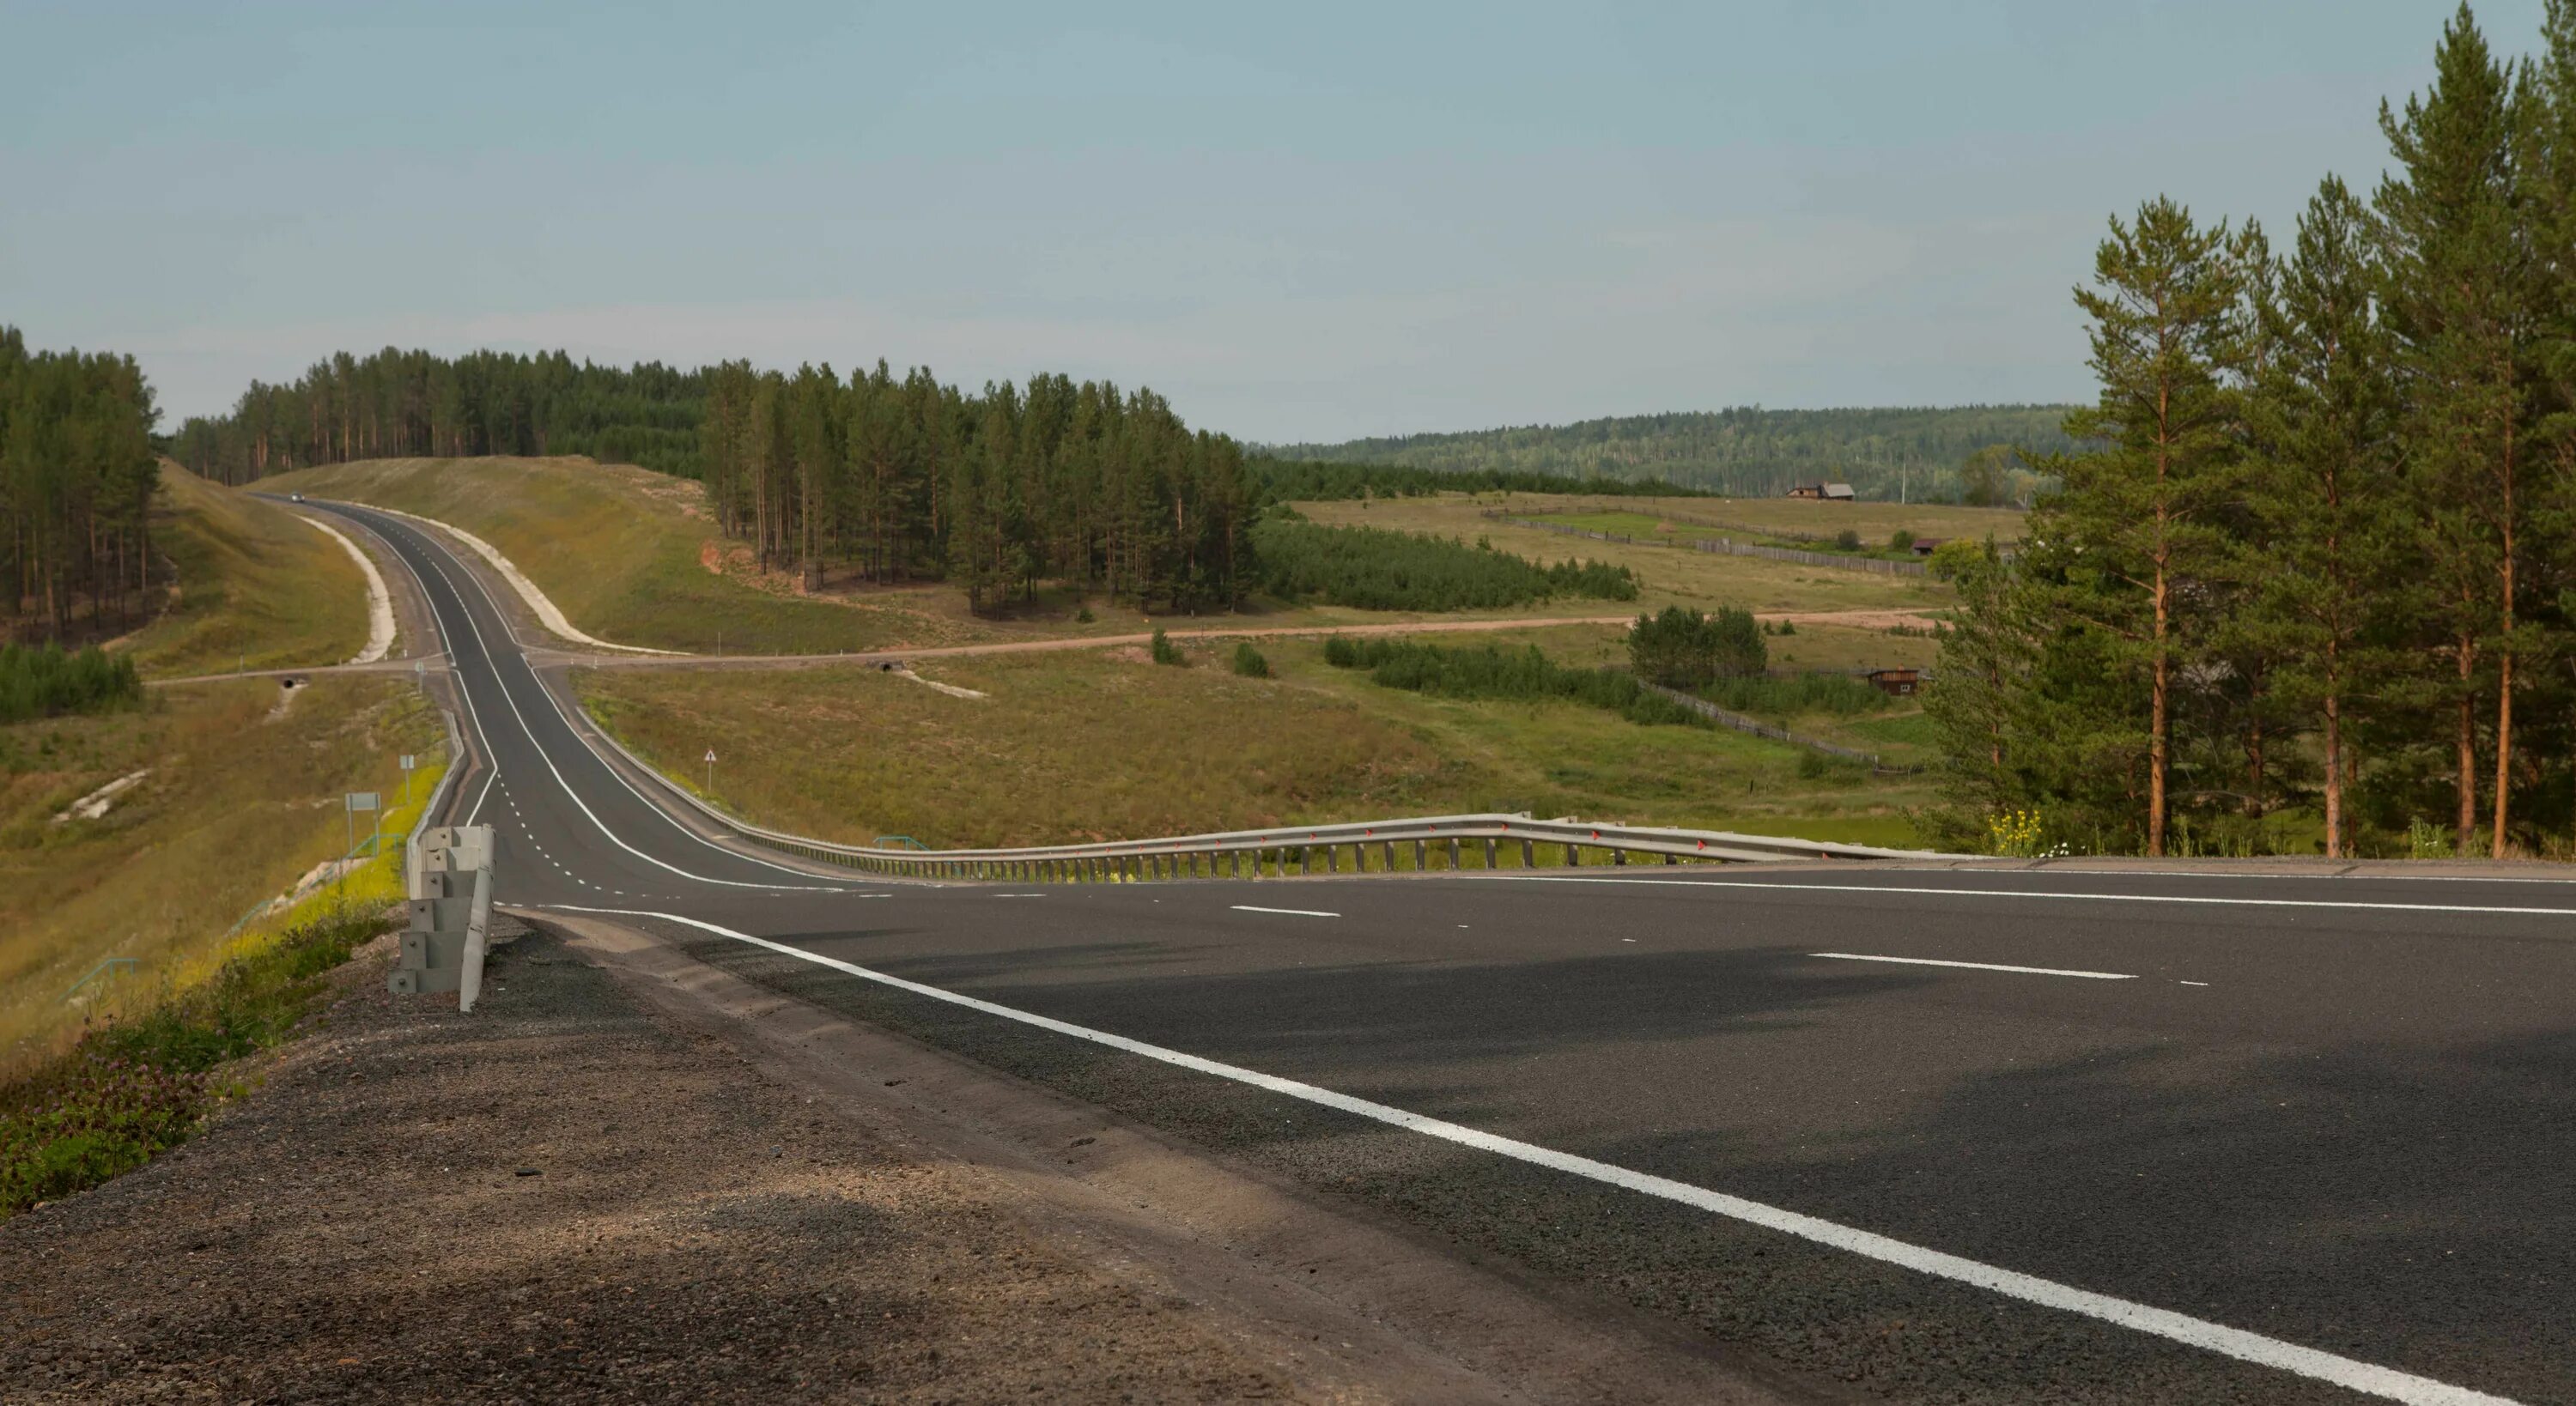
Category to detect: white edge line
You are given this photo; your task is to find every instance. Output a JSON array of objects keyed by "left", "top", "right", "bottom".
[
  {"left": 369, "top": 510, "right": 843, "bottom": 894},
  {"left": 1231, "top": 905, "right": 1341, "bottom": 918},
  {"left": 547, "top": 903, "right": 2518, "bottom": 1406},
  {"left": 1812, "top": 952, "right": 2137, "bottom": 980},
  {"left": 1492, "top": 875, "right": 2576, "bottom": 918}
]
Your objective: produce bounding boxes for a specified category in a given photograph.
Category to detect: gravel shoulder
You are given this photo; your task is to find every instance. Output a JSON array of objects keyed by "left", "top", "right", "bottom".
[
  {"left": 0, "top": 915, "right": 1804, "bottom": 1405},
  {"left": 0, "top": 921, "right": 1290, "bottom": 1403}
]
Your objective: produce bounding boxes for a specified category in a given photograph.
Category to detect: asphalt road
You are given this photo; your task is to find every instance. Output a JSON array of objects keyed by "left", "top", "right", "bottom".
[{"left": 314, "top": 497, "right": 2574, "bottom": 1406}]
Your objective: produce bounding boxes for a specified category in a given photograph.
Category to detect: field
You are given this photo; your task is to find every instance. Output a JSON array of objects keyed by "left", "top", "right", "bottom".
[
  {"left": 574, "top": 626, "right": 1940, "bottom": 854},
  {"left": 0, "top": 676, "right": 442, "bottom": 1076},
  {"left": 1293, "top": 494, "right": 1963, "bottom": 617},
  {"left": 115, "top": 464, "right": 372, "bottom": 678}
]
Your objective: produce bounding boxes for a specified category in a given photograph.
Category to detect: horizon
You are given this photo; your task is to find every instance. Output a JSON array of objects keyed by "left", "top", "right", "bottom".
[{"left": 4, "top": 2, "right": 2541, "bottom": 443}]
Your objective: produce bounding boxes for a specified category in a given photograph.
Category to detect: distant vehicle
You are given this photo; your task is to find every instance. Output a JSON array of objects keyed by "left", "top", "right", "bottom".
[{"left": 289, "top": 493, "right": 304, "bottom": 502}]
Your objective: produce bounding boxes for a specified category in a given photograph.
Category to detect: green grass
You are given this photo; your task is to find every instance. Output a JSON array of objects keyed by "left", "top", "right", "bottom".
[
  {"left": 1528, "top": 510, "right": 1925, "bottom": 562},
  {"left": 574, "top": 637, "right": 1938, "bottom": 851},
  {"left": 0, "top": 676, "right": 441, "bottom": 1076},
  {"left": 117, "top": 463, "right": 370, "bottom": 678},
  {"left": 1295, "top": 494, "right": 1956, "bottom": 617},
  {"left": 0, "top": 906, "right": 387, "bottom": 1217}
]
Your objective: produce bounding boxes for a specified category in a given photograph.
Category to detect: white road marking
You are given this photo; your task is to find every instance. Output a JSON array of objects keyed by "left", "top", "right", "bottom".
[
  {"left": 993, "top": 893, "right": 1048, "bottom": 899},
  {"left": 1813, "top": 953, "right": 2137, "bottom": 980},
  {"left": 1232, "top": 905, "right": 1340, "bottom": 918},
  {"left": 550, "top": 904, "right": 2519, "bottom": 1406},
  {"left": 1498, "top": 875, "right": 2576, "bottom": 918},
  {"left": 386, "top": 518, "right": 847, "bottom": 894},
  {"left": 2179, "top": 979, "right": 2211, "bottom": 986}
]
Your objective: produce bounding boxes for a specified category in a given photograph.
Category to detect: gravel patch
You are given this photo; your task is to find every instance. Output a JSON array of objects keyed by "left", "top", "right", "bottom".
[{"left": 0, "top": 919, "right": 1295, "bottom": 1403}]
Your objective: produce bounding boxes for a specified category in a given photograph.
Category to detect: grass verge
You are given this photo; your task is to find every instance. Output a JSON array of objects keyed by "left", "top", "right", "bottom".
[
  {"left": 0, "top": 676, "right": 443, "bottom": 1076},
  {"left": 0, "top": 906, "right": 386, "bottom": 1217},
  {"left": 575, "top": 631, "right": 1937, "bottom": 851},
  {"left": 117, "top": 462, "right": 370, "bottom": 678}
]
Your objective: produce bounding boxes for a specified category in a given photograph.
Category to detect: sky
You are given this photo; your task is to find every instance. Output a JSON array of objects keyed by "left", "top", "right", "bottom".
[{"left": 0, "top": 0, "right": 2548, "bottom": 443}]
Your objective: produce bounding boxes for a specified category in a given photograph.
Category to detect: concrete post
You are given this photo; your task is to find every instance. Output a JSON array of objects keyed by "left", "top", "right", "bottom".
[
  {"left": 1382, "top": 841, "right": 1396, "bottom": 871},
  {"left": 1484, "top": 838, "right": 1498, "bottom": 869},
  {"left": 1413, "top": 839, "right": 1427, "bottom": 870},
  {"left": 1522, "top": 839, "right": 1536, "bottom": 868},
  {"left": 1449, "top": 837, "right": 1461, "bottom": 870}
]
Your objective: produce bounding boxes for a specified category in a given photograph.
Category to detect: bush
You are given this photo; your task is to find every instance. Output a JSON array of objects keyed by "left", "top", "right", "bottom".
[
  {"left": 1075, "top": 604, "right": 1096, "bottom": 624},
  {"left": 1833, "top": 528, "right": 1863, "bottom": 551},
  {"left": 1889, "top": 527, "right": 1917, "bottom": 553},
  {"left": 1230, "top": 642, "right": 1271, "bottom": 678},
  {"left": 1150, "top": 627, "right": 1185, "bottom": 666},
  {"left": 0, "top": 643, "right": 143, "bottom": 724},
  {"left": 1249, "top": 519, "right": 1637, "bottom": 611},
  {"left": 1627, "top": 605, "right": 1765, "bottom": 690},
  {"left": 1323, "top": 637, "right": 1704, "bottom": 728}
]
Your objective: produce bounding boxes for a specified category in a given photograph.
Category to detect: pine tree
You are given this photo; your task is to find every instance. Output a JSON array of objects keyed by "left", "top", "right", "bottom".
[
  {"left": 2375, "top": 4, "right": 2532, "bottom": 855},
  {"left": 2249, "top": 177, "right": 2402, "bottom": 857},
  {"left": 2034, "top": 197, "right": 2261, "bottom": 856}
]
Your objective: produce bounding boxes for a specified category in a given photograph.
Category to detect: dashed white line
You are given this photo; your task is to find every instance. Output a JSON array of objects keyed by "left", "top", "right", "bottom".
[
  {"left": 1231, "top": 905, "right": 1341, "bottom": 918},
  {"left": 548, "top": 904, "right": 2518, "bottom": 1406},
  {"left": 1812, "top": 953, "right": 2137, "bottom": 980}
]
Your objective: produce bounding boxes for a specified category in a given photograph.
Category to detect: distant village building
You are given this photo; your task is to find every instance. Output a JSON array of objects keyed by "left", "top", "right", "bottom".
[
  {"left": 1862, "top": 667, "right": 1921, "bottom": 696},
  {"left": 1786, "top": 483, "right": 1857, "bottom": 500},
  {"left": 1910, "top": 536, "right": 1947, "bottom": 557}
]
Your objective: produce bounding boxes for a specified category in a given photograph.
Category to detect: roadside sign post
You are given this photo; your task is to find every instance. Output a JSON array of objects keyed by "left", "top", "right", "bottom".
[
  {"left": 343, "top": 792, "right": 381, "bottom": 899},
  {"left": 704, "top": 749, "right": 717, "bottom": 796},
  {"left": 399, "top": 755, "right": 417, "bottom": 808}
]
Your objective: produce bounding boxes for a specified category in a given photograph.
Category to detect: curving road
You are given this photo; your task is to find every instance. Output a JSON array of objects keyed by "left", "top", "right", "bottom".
[{"left": 310, "top": 496, "right": 2573, "bottom": 1406}]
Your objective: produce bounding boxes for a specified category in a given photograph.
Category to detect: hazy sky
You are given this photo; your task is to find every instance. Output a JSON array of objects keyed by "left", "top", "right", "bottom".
[{"left": 0, "top": 1, "right": 2545, "bottom": 441}]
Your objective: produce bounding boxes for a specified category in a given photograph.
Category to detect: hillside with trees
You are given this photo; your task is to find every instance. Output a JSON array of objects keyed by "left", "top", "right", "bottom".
[
  {"left": 2, "top": 328, "right": 161, "bottom": 645},
  {"left": 1926, "top": 4, "right": 2576, "bottom": 861},
  {"left": 1265, "top": 405, "right": 2080, "bottom": 501}
]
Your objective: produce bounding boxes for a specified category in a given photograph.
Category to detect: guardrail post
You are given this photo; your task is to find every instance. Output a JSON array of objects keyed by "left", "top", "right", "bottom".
[
  {"left": 1413, "top": 839, "right": 1427, "bottom": 870},
  {"left": 1327, "top": 845, "right": 1340, "bottom": 874},
  {"left": 1484, "top": 838, "right": 1498, "bottom": 869},
  {"left": 1521, "top": 838, "right": 1535, "bottom": 867},
  {"left": 1448, "top": 837, "right": 1461, "bottom": 870},
  {"left": 1615, "top": 847, "right": 1628, "bottom": 865},
  {"left": 1564, "top": 842, "right": 1580, "bottom": 866}
]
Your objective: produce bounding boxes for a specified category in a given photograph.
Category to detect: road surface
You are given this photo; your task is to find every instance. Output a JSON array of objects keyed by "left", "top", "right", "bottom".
[{"left": 315, "top": 497, "right": 2573, "bottom": 1406}]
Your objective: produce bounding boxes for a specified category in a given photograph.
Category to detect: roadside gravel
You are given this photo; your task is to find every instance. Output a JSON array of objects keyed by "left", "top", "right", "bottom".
[{"left": 0, "top": 919, "right": 1297, "bottom": 1403}]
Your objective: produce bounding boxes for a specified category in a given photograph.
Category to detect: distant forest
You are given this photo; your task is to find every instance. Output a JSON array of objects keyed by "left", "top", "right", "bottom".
[
  {"left": 3, "top": 327, "right": 161, "bottom": 644},
  {"left": 1266, "top": 405, "right": 2081, "bottom": 501}
]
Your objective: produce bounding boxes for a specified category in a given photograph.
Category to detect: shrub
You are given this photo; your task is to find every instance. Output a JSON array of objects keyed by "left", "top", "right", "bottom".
[
  {"left": 0, "top": 643, "right": 143, "bottom": 724},
  {"left": 1889, "top": 527, "right": 1917, "bottom": 553},
  {"left": 1075, "top": 604, "right": 1096, "bottom": 623},
  {"left": 1249, "top": 519, "right": 1637, "bottom": 611},
  {"left": 1833, "top": 528, "right": 1863, "bottom": 551},
  {"left": 1150, "top": 627, "right": 1185, "bottom": 666},
  {"left": 1230, "top": 642, "right": 1271, "bottom": 678},
  {"left": 1627, "top": 605, "right": 1765, "bottom": 690},
  {"left": 1322, "top": 637, "right": 1704, "bottom": 728}
]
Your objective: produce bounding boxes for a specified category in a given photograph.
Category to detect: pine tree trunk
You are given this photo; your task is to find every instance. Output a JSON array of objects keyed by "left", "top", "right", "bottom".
[
  {"left": 2493, "top": 421, "right": 2515, "bottom": 859},
  {"left": 2456, "top": 640, "right": 2477, "bottom": 854},
  {"left": 2148, "top": 571, "right": 2169, "bottom": 858},
  {"left": 2322, "top": 649, "right": 2343, "bottom": 860}
]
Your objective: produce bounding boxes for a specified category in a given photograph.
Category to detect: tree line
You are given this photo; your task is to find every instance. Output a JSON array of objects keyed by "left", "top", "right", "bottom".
[
  {"left": 1929, "top": 3, "right": 2576, "bottom": 859},
  {"left": 1266, "top": 405, "right": 2078, "bottom": 502},
  {"left": 170, "top": 348, "right": 707, "bottom": 482},
  {"left": 2, "top": 328, "right": 161, "bottom": 645}
]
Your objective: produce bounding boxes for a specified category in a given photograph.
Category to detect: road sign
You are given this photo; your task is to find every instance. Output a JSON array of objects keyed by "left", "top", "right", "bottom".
[
  {"left": 704, "top": 750, "right": 717, "bottom": 762},
  {"left": 346, "top": 792, "right": 380, "bottom": 812},
  {"left": 400, "top": 755, "right": 416, "bottom": 771}
]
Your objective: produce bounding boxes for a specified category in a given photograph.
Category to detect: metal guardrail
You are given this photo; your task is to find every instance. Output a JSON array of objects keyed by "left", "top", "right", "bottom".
[
  {"left": 566, "top": 701, "right": 1957, "bottom": 881},
  {"left": 405, "top": 706, "right": 469, "bottom": 900}
]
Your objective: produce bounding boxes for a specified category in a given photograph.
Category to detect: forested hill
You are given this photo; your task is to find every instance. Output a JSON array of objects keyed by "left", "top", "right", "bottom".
[{"left": 1266, "top": 405, "right": 2080, "bottom": 500}]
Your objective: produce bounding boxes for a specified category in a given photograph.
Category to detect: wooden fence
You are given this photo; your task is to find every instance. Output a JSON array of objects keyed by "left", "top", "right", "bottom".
[{"left": 1484, "top": 514, "right": 1929, "bottom": 577}]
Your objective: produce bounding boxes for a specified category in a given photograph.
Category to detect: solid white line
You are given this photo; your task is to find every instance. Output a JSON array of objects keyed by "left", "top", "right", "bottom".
[
  {"left": 1497, "top": 875, "right": 2576, "bottom": 918},
  {"left": 389, "top": 518, "right": 844, "bottom": 894},
  {"left": 1813, "top": 952, "right": 2136, "bottom": 980},
  {"left": 549, "top": 903, "right": 2517, "bottom": 1406},
  {"left": 1231, "top": 905, "right": 1341, "bottom": 918}
]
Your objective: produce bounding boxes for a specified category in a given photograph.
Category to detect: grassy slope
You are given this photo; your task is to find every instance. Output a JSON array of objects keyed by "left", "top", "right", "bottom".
[
  {"left": 1296, "top": 494, "right": 1960, "bottom": 616},
  {"left": 0, "top": 677, "right": 440, "bottom": 1076},
  {"left": 259, "top": 456, "right": 989, "bottom": 655},
  {"left": 116, "top": 464, "right": 370, "bottom": 678},
  {"left": 576, "top": 629, "right": 1935, "bottom": 854}
]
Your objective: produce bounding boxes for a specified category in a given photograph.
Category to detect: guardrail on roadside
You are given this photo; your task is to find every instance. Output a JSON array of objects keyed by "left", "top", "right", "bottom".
[
  {"left": 566, "top": 704, "right": 1956, "bottom": 881},
  {"left": 393, "top": 824, "right": 495, "bottom": 1009},
  {"left": 404, "top": 705, "right": 469, "bottom": 900}
]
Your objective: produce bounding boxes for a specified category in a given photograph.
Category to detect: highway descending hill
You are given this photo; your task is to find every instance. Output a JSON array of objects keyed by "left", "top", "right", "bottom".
[{"left": 317, "top": 497, "right": 2568, "bottom": 1406}]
